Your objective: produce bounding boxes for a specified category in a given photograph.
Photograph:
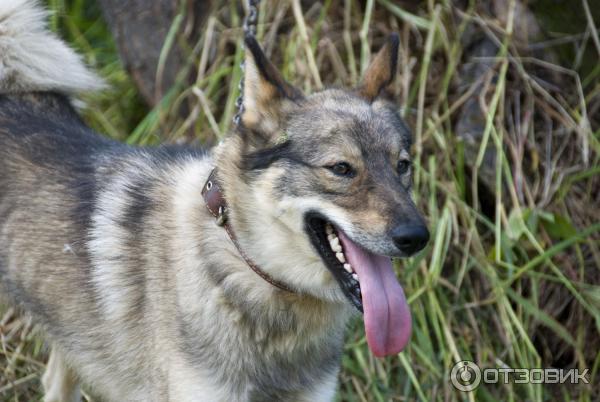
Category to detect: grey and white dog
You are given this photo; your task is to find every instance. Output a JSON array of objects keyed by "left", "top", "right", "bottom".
[{"left": 0, "top": 1, "right": 429, "bottom": 401}]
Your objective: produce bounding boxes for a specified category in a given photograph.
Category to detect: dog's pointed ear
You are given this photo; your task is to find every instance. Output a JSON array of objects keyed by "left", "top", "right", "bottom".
[
  {"left": 357, "top": 33, "right": 400, "bottom": 101},
  {"left": 241, "top": 35, "right": 304, "bottom": 140}
]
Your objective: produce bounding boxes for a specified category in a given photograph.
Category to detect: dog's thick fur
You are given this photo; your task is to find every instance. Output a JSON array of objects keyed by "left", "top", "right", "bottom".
[
  {"left": 0, "top": 1, "right": 427, "bottom": 401},
  {"left": 0, "top": 0, "right": 103, "bottom": 94}
]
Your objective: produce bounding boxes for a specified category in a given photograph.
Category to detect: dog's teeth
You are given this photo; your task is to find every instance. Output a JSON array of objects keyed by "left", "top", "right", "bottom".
[
  {"left": 343, "top": 263, "right": 353, "bottom": 273},
  {"left": 327, "top": 233, "right": 336, "bottom": 241},
  {"left": 325, "top": 224, "right": 333, "bottom": 235},
  {"left": 335, "top": 252, "right": 345, "bottom": 263},
  {"left": 352, "top": 273, "right": 359, "bottom": 281}
]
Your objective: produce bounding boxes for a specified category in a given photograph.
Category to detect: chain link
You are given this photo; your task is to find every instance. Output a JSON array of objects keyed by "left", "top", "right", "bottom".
[{"left": 233, "top": 0, "right": 261, "bottom": 127}]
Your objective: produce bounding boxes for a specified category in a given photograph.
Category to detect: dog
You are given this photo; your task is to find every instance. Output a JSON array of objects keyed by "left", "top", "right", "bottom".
[{"left": 0, "top": 1, "right": 429, "bottom": 401}]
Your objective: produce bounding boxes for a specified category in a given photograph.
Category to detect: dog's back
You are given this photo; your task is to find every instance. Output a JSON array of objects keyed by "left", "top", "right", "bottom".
[
  {"left": 0, "top": 93, "right": 206, "bottom": 402},
  {"left": 0, "top": 94, "right": 210, "bottom": 402},
  {"left": 0, "top": 72, "right": 159, "bottom": 401},
  {"left": 0, "top": 94, "right": 119, "bottom": 400},
  {"left": 0, "top": 92, "right": 106, "bottom": 315}
]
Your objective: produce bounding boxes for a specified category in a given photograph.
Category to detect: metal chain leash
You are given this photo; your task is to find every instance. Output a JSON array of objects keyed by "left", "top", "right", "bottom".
[{"left": 233, "top": 0, "right": 261, "bottom": 127}]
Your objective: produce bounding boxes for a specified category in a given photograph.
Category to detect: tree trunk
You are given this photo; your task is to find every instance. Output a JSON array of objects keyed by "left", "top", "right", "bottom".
[{"left": 98, "top": 0, "right": 210, "bottom": 107}]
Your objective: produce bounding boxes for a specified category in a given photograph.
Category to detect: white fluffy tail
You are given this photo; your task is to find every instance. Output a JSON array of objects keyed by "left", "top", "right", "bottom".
[{"left": 0, "top": 0, "right": 104, "bottom": 94}]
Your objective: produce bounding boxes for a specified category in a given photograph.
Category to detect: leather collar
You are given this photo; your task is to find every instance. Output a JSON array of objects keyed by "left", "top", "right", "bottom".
[{"left": 201, "top": 168, "right": 293, "bottom": 293}]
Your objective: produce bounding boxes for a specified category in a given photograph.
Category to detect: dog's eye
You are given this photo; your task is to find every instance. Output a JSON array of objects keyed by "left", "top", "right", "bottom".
[
  {"left": 328, "top": 162, "right": 355, "bottom": 177},
  {"left": 397, "top": 159, "right": 411, "bottom": 175}
]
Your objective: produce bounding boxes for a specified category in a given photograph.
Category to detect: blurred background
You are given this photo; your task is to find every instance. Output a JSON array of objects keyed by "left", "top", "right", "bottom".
[{"left": 1, "top": 0, "right": 599, "bottom": 400}]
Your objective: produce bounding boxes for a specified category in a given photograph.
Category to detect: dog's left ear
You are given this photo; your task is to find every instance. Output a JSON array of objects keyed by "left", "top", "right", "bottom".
[
  {"left": 241, "top": 35, "right": 304, "bottom": 142},
  {"left": 357, "top": 33, "right": 400, "bottom": 101}
]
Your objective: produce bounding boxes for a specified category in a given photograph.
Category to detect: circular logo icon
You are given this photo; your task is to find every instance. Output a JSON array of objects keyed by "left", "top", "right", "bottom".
[{"left": 451, "top": 360, "right": 481, "bottom": 392}]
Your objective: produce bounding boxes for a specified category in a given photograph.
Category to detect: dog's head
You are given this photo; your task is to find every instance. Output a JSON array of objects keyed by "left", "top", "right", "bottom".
[{"left": 216, "top": 34, "right": 429, "bottom": 356}]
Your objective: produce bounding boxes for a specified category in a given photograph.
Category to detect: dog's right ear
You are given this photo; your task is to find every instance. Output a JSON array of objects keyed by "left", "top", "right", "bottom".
[
  {"left": 357, "top": 33, "right": 400, "bottom": 102},
  {"left": 240, "top": 35, "right": 304, "bottom": 143}
]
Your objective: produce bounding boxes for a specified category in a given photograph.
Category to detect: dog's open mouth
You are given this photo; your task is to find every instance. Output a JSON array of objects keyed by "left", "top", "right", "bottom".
[
  {"left": 305, "top": 213, "right": 412, "bottom": 356},
  {"left": 305, "top": 214, "right": 363, "bottom": 311}
]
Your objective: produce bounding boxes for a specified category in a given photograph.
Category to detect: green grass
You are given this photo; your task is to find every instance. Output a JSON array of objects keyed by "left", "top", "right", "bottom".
[{"left": 1, "top": 0, "right": 599, "bottom": 401}]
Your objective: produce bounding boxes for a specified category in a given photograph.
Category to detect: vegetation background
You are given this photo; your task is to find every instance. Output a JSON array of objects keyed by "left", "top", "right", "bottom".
[{"left": 1, "top": 0, "right": 599, "bottom": 400}]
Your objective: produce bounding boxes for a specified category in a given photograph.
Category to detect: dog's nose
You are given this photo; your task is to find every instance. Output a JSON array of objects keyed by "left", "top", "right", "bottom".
[{"left": 392, "top": 225, "right": 429, "bottom": 255}]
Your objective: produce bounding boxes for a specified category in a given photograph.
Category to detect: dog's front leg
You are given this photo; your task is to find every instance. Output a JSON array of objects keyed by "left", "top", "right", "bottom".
[{"left": 42, "top": 346, "right": 81, "bottom": 402}]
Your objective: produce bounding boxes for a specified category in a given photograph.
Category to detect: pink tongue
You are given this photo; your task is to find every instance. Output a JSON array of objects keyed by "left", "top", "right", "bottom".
[{"left": 338, "top": 231, "right": 412, "bottom": 357}]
